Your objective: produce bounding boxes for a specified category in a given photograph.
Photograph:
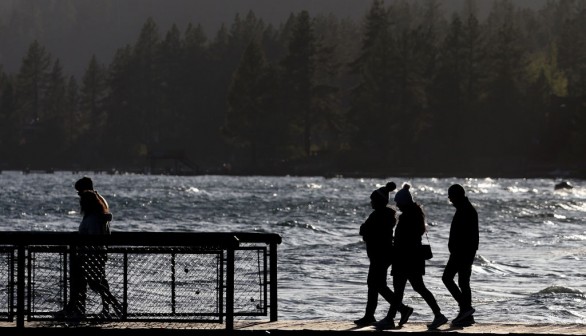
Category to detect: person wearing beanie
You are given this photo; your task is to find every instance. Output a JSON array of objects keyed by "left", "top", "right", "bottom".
[
  {"left": 442, "top": 184, "right": 479, "bottom": 327},
  {"left": 375, "top": 184, "right": 447, "bottom": 330},
  {"left": 355, "top": 182, "right": 411, "bottom": 327}
]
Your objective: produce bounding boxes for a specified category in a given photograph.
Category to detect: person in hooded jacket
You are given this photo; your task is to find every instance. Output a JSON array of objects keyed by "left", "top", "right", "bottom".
[
  {"left": 375, "top": 184, "right": 447, "bottom": 330},
  {"left": 442, "top": 184, "right": 479, "bottom": 327},
  {"left": 354, "top": 182, "right": 410, "bottom": 326}
]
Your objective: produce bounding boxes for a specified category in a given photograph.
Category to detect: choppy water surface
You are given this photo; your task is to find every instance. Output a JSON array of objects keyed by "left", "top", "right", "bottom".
[{"left": 0, "top": 172, "right": 584, "bottom": 323}]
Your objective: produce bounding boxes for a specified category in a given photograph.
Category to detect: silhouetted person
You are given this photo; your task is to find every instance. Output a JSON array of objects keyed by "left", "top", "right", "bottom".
[
  {"left": 355, "top": 182, "right": 409, "bottom": 326},
  {"left": 376, "top": 184, "right": 447, "bottom": 330},
  {"left": 58, "top": 177, "right": 122, "bottom": 320},
  {"left": 442, "top": 184, "right": 479, "bottom": 327}
]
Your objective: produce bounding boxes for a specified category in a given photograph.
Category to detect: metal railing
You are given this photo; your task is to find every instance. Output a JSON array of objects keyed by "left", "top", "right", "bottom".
[{"left": 0, "top": 231, "right": 281, "bottom": 330}]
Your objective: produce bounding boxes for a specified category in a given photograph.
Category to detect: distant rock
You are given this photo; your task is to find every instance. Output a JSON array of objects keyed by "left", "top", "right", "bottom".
[{"left": 554, "top": 181, "right": 573, "bottom": 190}]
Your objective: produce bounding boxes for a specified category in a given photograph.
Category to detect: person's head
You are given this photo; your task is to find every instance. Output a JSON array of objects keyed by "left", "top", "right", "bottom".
[
  {"left": 394, "top": 183, "right": 414, "bottom": 210},
  {"left": 448, "top": 184, "right": 466, "bottom": 206},
  {"left": 79, "top": 190, "right": 108, "bottom": 215},
  {"left": 370, "top": 181, "right": 396, "bottom": 209},
  {"left": 75, "top": 177, "right": 93, "bottom": 193}
]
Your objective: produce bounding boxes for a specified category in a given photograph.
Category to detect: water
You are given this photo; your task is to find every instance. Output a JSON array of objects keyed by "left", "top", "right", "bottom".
[{"left": 0, "top": 171, "right": 584, "bottom": 324}]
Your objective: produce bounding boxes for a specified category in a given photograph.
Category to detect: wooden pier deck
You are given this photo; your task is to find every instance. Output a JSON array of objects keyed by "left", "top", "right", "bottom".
[{"left": 0, "top": 320, "right": 584, "bottom": 335}]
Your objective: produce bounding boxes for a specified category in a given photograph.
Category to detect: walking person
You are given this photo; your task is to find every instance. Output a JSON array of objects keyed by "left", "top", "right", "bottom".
[
  {"left": 442, "top": 184, "right": 479, "bottom": 327},
  {"left": 58, "top": 177, "right": 122, "bottom": 320},
  {"left": 376, "top": 184, "right": 447, "bottom": 330},
  {"left": 354, "top": 182, "right": 411, "bottom": 326}
]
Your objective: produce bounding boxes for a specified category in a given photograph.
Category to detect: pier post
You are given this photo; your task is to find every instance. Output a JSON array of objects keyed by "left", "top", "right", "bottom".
[
  {"left": 16, "top": 245, "right": 25, "bottom": 328},
  {"left": 270, "top": 242, "right": 278, "bottom": 322},
  {"left": 226, "top": 247, "right": 235, "bottom": 330}
]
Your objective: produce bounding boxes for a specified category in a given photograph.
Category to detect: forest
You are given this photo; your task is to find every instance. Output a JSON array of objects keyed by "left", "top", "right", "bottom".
[{"left": 0, "top": 0, "right": 585, "bottom": 177}]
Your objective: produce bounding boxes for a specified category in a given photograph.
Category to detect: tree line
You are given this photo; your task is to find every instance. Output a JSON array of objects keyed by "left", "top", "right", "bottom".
[{"left": 1, "top": 0, "right": 585, "bottom": 176}]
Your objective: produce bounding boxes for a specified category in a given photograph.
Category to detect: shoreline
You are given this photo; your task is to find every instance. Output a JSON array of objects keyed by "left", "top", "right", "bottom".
[{"left": 1, "top": 169, "right": 584, "bottom": 180}]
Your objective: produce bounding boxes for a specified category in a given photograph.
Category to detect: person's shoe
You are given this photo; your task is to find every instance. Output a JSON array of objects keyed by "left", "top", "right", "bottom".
[
  {"left": 452, "top": 307, "right": 475, "bottom": 324},
  {"left": 53, "top": 309, "right": 67, "bottom": 321},
  {"left": 398, "top": 306, "right": 413, "bottom": 326},
  {"left": 373, "top": 316, "right": 395, "bottom": 330},
  {"left": 452, "top": 315, "right": 475, "bottom": 327},
  {"left": 354, "top": 315, "right": 376, "bottom": 326},
  {"left": 427, "top": 313, "right": 448, "bottom": 330},
  {"left": 54, "top": 308, "right": 85, "bottom": 322}
]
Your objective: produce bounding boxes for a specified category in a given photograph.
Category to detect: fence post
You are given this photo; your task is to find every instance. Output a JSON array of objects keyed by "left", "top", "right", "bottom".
[
  {"left": 16, "top": 245, "right": 25, "bottom": 328},
  {"left": 269, "top": 242, "right": 278, "bottom": 322},
  {"left": 226, "top": 247, "right": 235, "bottom": 330}
]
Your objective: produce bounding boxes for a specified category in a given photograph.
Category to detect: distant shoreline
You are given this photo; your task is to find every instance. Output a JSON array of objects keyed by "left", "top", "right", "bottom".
[{"left": 1, "top": 168, "right": 583, "bottom": 180}]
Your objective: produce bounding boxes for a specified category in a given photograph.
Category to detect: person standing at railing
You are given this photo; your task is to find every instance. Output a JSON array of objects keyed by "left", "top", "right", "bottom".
[{"left": 56, "top": 177, "right": 122, "bottom": 320}]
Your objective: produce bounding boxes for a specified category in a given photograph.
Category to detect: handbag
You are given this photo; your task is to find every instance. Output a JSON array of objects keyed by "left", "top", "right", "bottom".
[{"left": 421, "top": 233, "right": 433, "bottom": 260}]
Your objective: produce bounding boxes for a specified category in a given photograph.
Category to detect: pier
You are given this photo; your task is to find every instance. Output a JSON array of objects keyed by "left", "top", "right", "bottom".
[
  {"left": 0, "top": 231, "right": 281, "bottom": 331},
  {"left": 0, "top": 320, "right": 584, "bottom": 335}
]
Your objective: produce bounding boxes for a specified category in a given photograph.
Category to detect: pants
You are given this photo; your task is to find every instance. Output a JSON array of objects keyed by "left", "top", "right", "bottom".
[
  {"left": 68, "top": 247, "right": 121, "bottom": 315},
  {"left": 388, "top": 273, "right": 441, "bottom": 318},
  {"left": 364, "top": 260, "right": 398, "bottom": 317},
  {"left": 442, "top": 252, "right": 475, "bottom": 310}
]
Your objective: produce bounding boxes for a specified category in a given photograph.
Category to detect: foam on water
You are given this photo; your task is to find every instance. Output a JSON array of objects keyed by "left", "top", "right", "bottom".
[{"left": 0, "top": 172, "right": 584, "bottom": 323}]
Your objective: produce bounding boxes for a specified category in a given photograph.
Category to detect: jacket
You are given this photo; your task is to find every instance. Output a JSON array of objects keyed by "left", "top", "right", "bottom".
[
  {"left": 448, "top": 197, "right": 479, "bottom": 254},
  {"left": 359, "top": 207, "right": 396, "bottom": 263},
  {"left": 392, "top": 204, "right": 426, "bottom": 275}
]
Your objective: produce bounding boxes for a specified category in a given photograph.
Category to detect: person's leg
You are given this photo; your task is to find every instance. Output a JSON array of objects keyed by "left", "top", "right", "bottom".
[
  {"left": 364, "top": 263, "right": 382, "bottom": 317},
  {"left": 375, "top": 261, "right": 397, "bottom": 305},
  {"left": 410, "top": 275, "right": 448, "bottom": 330},
  {"left": 355, "top": 263, "right": 384, "bottom": 325},
  {"left": 87, "top": 250, "right": 121, "bottom": 315},
  {"left": 68, "top": 249, "right": 88, "bottom": 316},
  {"left": 387, "top": 274, "right": 407, "bottom": 319},
  {"left": 409, "top": 275, "right": 441, "bottom": 315},
  {"left": 442, "top": 255, "right": 462, "bottom": 306},
  {"left": 458, "top": 253, "right": 475, "bottom": 311}
]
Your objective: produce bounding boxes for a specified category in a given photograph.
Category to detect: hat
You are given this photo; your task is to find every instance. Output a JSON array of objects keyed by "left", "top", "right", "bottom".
[
  {"left": 75, "top": 177, "right": 93, "bottom": 192},
  {"left": 394, "top": 183, "right": 414, "bottom": 205},
  {"left": 370, "top": 181, "right": 396, "bottom": 205}
]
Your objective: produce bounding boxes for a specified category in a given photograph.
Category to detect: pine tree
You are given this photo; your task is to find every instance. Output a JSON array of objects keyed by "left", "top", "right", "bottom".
[
  {"left": 133, "top": 17, "right": 162, "bottom": 155},
  {"left": 14, "top": 40, "right": 52, "bottom": 166},
  {"left": 40, "top": 59, "right": 68, "bottom": 163},
  {"left": 104, "top": 45, "right": 136, "bottom": 166},
  {"left": 15, "top": 40, "right": 52, "bottom": 126},
  {"left": 225, "top": 39, "right": 269, "bottom": 168},
  {"left": 0, "top": 72, "right": 18, "bottom": 162},
  {"left": 430, "top": 12, "right": 485, "bottom": 165},
  {"left": 80, "top": 55, "right": 107, "bottom": 131},
  {"left": 158, "top": 23, "right": 184, "bottom": 148},
  {"left": 64, "top": 75, "right": 80, "bottom": 151},
  {"left": 281, "top": 11, "right": 317, "bottom": 158},
  {"left": 348, "top": 0, "right": 393, "bottom": 158},
  {"left": 483, "top": 1, "right": 528, "bottom": 158}
]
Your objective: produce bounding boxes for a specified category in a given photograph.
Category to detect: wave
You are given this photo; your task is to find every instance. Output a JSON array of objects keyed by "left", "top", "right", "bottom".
[
  {"left": 537, "top": 286, "right": 584, "bottom": 295},
  {"left": 275, "top": 220, "right": 325, "bottom": 232}
]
